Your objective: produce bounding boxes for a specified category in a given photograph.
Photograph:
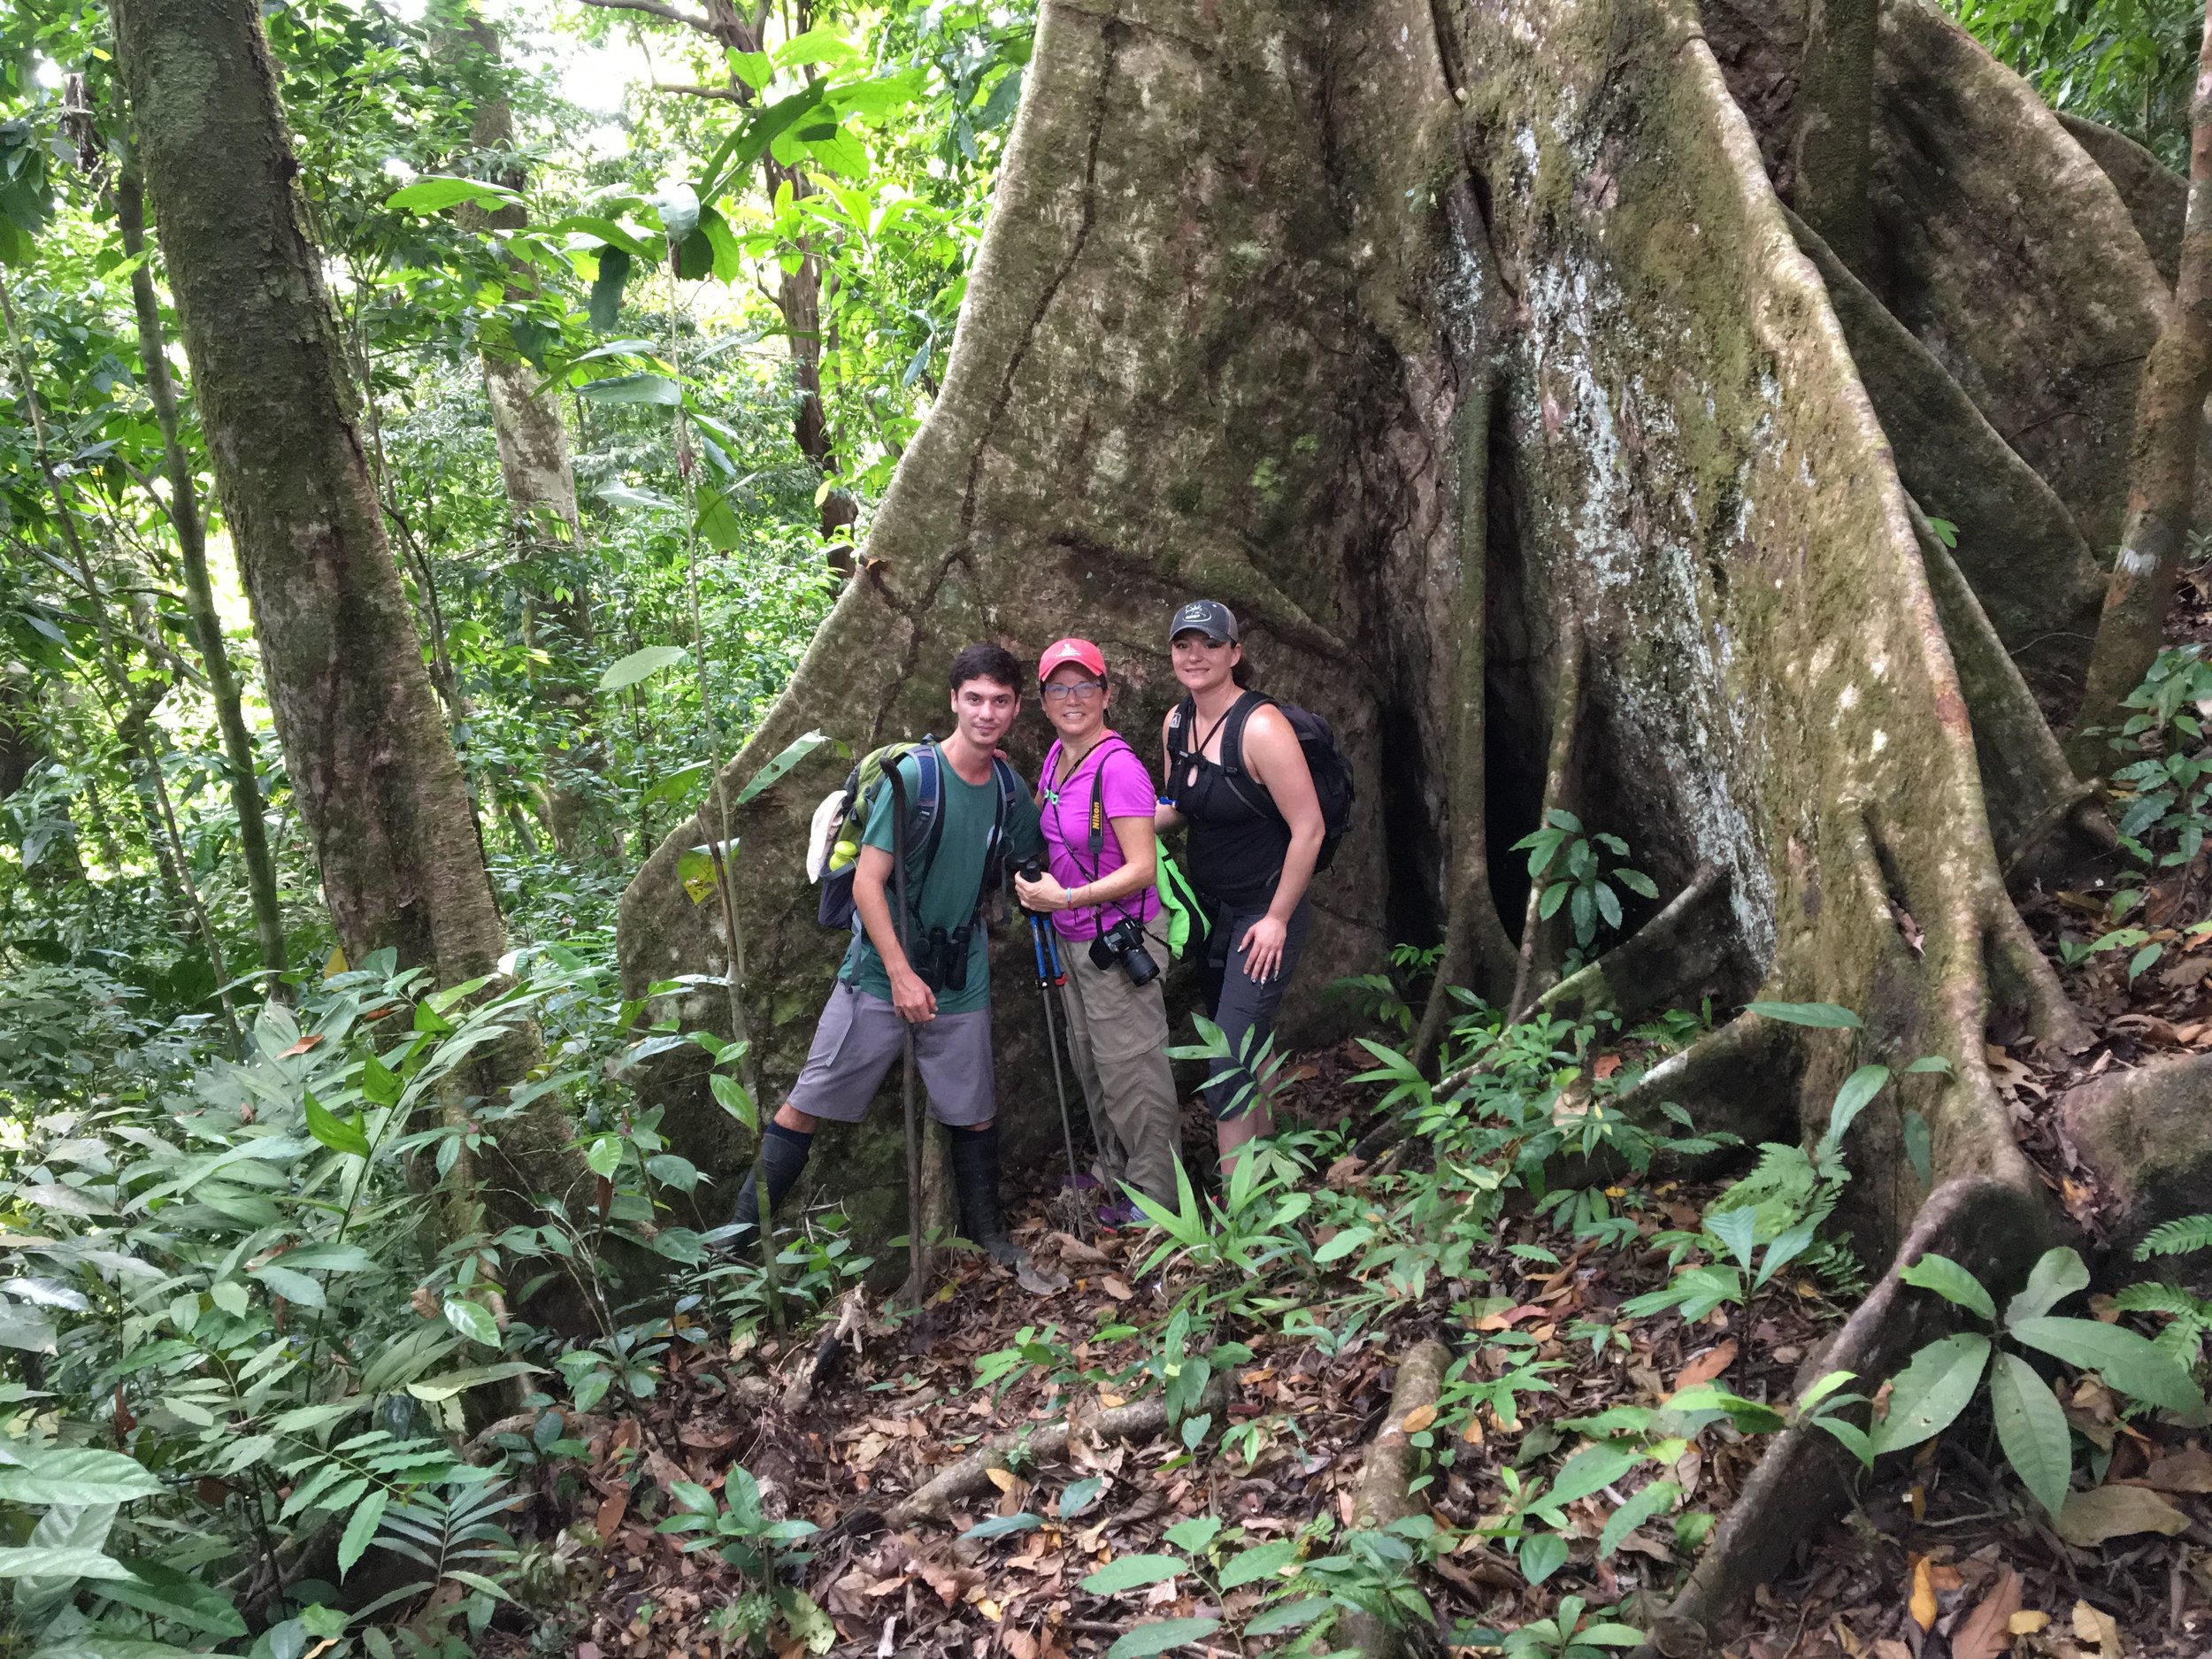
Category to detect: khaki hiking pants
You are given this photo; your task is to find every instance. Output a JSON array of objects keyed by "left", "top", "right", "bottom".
[{"left": 1058, "top": 922, "right": 1182, "bottom": 1209}]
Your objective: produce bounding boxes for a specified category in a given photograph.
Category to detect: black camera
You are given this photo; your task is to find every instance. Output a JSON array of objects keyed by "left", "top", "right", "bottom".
[{"left": 1090, "top": 915, "right": 1160, "bottom": 987}]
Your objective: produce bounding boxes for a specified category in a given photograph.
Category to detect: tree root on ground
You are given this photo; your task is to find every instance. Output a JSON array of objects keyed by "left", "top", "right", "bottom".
[
  {"left": 1538, "top": 864, "right": 1731, "bottom": 1029},
  {"left": 1342, "top": 1339, "right": 1452, "bottom": 1658},
  {"left": 880, "top": 1375, "right": 1230, "bottom": 1528},
  {"left": 1628, "top": 1176, "right": 2054, "bottom": 1659}
]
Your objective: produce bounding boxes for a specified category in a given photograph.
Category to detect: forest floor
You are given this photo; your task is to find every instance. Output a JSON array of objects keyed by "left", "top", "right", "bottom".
[{"left": 525, "top": 1003, "right": 2212, "bottom": 1659}]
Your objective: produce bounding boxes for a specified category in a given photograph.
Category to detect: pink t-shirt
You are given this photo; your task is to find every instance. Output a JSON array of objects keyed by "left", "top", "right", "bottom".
[{"left": 1039, "top": 733, "right": 1164, "bottom": 940}]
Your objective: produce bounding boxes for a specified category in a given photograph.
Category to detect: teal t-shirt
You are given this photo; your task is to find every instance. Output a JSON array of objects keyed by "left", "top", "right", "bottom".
[{"left": 841, "top": 749, "right": 1043, "bottom": 1015}]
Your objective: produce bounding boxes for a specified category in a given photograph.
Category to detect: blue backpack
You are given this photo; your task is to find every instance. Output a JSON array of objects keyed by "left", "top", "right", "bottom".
[{"left": 809, "top": 738, "right": 1023, "bottom": 931}]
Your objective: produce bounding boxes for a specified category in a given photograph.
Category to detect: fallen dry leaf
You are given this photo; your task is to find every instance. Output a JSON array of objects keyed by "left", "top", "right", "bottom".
[
  {"left": 1100, "top": 1275, "right": 1133, "bottom": 1302},
  {"left": 2009, "top": 1610, "right": 2051, "bottom": 1636},
  {"left": 2055, "top": 1482, "right": 2192, "bottom": 1546},
  {"left": 2071, "top": 1599, "right": 2123, "bottom": 1659},
  {"left": 1671, "top": 1340, "right": 1738, "bottom": 1394},
  {"left": 1909, "top": 1556, "right": 1939, "bottom": 1632},
  {"left": 1950, "top": 1568, "right": 2020, "bottom": 1659},
  {"left": 594, "top": 1488, "right": 627, "bottom": 1538},
  {"left": 2133, "top": 1446, "right": 2212, "bottom": 1493},
  {"left": 1399, "top": 1404, "right": 1437, "bottom": 1435}
]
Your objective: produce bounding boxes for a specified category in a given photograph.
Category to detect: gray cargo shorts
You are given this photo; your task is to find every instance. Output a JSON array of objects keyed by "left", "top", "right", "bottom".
[{"left": 784, "top": 983, "right": 997, "bottom": 1125}]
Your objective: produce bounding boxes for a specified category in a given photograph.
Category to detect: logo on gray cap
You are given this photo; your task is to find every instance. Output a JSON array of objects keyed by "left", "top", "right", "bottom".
[{"left": 1169, "top": 600, "right": 1239, "bottom": 645}]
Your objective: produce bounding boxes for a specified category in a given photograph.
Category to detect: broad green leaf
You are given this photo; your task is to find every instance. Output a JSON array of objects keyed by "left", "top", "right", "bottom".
[
  {"left": 2006, "top": 1248, "right": 2092, "bottom": 1326},
  {"left": 1243, "top": 1597, "right": 1327, "bottom": 1636},
  {"left": 250, "top": 1263, "right": 326, "bottom": 1309},
  {"left": 1870, "top": 1333, "right": 1989, "bottom": 1454},
  {"left": 303, "top": 1092, "right": 372, "bottom": 1159},
  {"left": 1902, "top": 1110, "right": 1933, "bottom": 1189},
  {"left": 1080, "top": 1553, "right": 1184, "bottom": 1594},
  {"left": 0, "top": 1448, "right": 164, "bottom": 1506},
  {"left": 543, "top": 213, "right": 655, "bottom": 258},
  {"left": 1518, "top": 1531, "right": 1570, "bottom": 1584},
  {"left": 336, "top": 1487, "right": 389, "bottom": 1579},
  {"left": 599, "top": 645, "right": 689, "bottom": 692},
  {"left": 405, "top": 1361, "right": 544, "bottom": 1402},
  {"left": 1744, "top": 1001, "right": 1861, "bottom": 1028},
  {"left": 1057, "top": 1476, "right": 1104, "bottom": 1519},
  {"left": 1706, "top": 1208, "right": 1759, "bottom": 1274},
  {"left": 388, "top": 175, "right": 519, "bottom": 214},
  {"left": 0, "top": 1546, "right": 136, "bottom": 1578},
  {"left": 1163, "top": 1515, "right": 1221, "bottom": 1554},
  {"left": 442, "top": 1297, "right": 500, "bottom": 1347},
  {"left": 102, "top": 1557, "right": 248, "bottom": 1637},
  {"left": 1988, "top": 1351, "right": 2072, "bottom": 1517},
  {"left": 576, "top": 372, "right": 680, "bottom": 405},
  {"left": 1597, "top": 1479, "right": 1678, "bottom": 1558},
  {"left": 1315, "top": 1225, "right": 1372, "bottom": 1264},
  {"left": 1897, "top": 1253, "right": 1995, "bottom": 1321},
  {"left": 1577, "top": 1624, "right": 1648, "bottom": 1648},
  {"left": 584, "top": 1134, "right": 624, "bottom": 1179},
  {"left": 1105, "top": 1619, "right": 1220, "bottom": 1659},
  {"left": 734, "top": 729, "right": 836, "bottom": 806},
  {"left": 1548, "top": 1443, "right": 1646, "bottom": 1508},
  {"left": 957, "top": 1512, "right": 1040, "bottom": 1542},
  {"left": 2008, "top": 1316, "right": 2206, "bottom": 1413},
  {"left": 1217, "top": 1538, "right": 1296, "bottom": 1588},
  {"left": 1824, "top": 1064, "right": 1890, "bottom": 1145}
]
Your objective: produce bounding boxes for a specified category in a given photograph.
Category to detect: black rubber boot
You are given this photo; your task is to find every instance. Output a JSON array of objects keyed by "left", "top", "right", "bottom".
[
  {"left": 726, "top": 1121, "right": 813, "bottom": 1251},
  {"left": 948, "top": 1122, "right": 1025, "bottom": 1269}
]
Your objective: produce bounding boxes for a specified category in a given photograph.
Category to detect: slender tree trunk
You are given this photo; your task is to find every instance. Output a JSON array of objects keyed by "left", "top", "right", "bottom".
[
  {"left": 1791, "top": 0, "right": 1879, "bottom": 272},
  {"left": 2071, "top": 4, "right": 2212, "bottom": 769},
  {"left": 444, "top": 12, "right": 611, "bottom": 859},
  {"left": 770, "top": 161, "right": 858, "bottom": 556},
  {"left": 111, "top": 0, "right": 584, "bottom": 1222},
  {"left": 115, "top": 151, "right": 288, "bottom": 994}
]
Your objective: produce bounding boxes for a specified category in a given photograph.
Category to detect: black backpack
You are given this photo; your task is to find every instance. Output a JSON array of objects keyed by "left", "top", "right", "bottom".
[{"left": 1165, "top": 692, "right": 1354, "bottom": 873}]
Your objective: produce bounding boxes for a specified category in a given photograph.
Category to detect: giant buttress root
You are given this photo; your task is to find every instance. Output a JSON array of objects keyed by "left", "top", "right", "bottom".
[{"left": 619, "top": 0, "right": 2147, "bottom": 1623}]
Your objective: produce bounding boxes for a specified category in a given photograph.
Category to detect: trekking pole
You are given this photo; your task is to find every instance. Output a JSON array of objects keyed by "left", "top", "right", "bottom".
[
  {"left": 890, "top": 770, "right": 926, "bottom": 1311},
  {"left": 1021, "top": 863, "right": 1089, "bottom": 1233}
]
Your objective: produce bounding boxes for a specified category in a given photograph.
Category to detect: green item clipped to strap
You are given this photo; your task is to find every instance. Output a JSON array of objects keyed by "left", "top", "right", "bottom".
[{"left": 1154, "top": 842, "right": 1202, "bottom": 960}]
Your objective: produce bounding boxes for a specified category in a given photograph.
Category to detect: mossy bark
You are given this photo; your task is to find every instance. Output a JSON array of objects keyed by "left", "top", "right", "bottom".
[
  {"left": 2074, "top": 4, "right": 2212, "bottom": 764},
  {"left": 112, "top": 0, "right": 585, "bottom": 1232}
]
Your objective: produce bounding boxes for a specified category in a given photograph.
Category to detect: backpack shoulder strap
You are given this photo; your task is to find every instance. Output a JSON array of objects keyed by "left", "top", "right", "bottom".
[
  {"left": 910, "top": 740, "right": 949, "bottom": 877},
  {"left": 1218, "top": 692, "right": 1274, "bottom": 778},
  {"left": 1164, "top": 695, "right": 1196, "bottom": 765}
]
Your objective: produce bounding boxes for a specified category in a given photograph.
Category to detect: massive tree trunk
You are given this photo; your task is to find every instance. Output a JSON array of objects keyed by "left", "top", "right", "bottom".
[
  {"left": 111, "top": 0, "right": 584, "bottom": 1230},
  {"left": 115, "top": 152, "right": 290, "bottom": 993},
  {"left": 617, "top": 0, "right": 2201, "bottom": 1624}
]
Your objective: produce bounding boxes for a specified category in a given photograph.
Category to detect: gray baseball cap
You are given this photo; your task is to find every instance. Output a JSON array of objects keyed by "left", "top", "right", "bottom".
[{"left": 1169, "top": 599, "right": 1239, "bottom": 645}]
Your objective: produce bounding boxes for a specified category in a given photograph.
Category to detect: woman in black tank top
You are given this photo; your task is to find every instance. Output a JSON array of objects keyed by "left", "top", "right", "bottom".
[{"left": 1154, "top": 601, "right": 1326, "bottom": 1173}]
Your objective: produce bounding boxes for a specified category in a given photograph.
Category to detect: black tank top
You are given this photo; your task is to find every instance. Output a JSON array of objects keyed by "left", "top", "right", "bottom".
[{"left": 1171, "top": 693, "right": 1291, "bottom": 908}]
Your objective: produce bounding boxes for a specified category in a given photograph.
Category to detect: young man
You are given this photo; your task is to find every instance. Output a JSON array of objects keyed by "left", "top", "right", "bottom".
[{"left": 730, "top": 643, "right": 1044, "bottom": 1265}]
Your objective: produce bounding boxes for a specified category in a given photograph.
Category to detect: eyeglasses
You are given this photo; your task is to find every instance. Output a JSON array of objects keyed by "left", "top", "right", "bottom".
[{"left": 1042, "top": 680, "right": 1105, "bottom": 703}]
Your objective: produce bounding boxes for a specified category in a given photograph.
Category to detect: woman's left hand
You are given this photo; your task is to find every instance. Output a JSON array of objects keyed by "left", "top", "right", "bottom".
[
  {"left": 1016, "top": 871, "right": 1073, "bottom": 912},
  {"left": 1239, "top": 913, "right": 1289, "bottom": 984}
]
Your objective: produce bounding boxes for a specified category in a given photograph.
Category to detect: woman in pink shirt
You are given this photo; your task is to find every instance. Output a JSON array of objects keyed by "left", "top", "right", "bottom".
[{"left": 1013, "top": 639, "right": 1183, "bottom": 1214}]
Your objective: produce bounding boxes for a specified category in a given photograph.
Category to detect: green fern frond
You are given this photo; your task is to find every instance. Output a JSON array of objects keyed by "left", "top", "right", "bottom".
[
  {"left": 2112, "top": 1281, "right": 2212, "bottom": 1320},
  {"left": 2134, "top": 1214, "right": 2212, "bottom": 1260}
]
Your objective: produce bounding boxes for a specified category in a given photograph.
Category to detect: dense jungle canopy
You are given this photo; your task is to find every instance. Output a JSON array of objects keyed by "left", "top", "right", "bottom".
[{"left": 8, "top": 0, "right": 2212, "bottom": 1655}]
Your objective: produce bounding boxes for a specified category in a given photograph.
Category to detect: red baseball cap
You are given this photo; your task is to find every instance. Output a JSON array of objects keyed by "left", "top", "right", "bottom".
[{"left": 1037, "top": 637, "right": 1107, "bottom": 681}]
